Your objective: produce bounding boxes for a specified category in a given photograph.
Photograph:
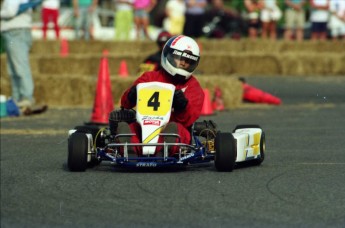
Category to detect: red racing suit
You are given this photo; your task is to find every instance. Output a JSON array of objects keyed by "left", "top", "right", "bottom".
[{"left": 121, "top": 69, "right": 204, "bottom": 155}]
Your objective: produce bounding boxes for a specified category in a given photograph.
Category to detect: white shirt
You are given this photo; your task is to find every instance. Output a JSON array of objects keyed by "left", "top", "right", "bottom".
[
  {"left": 115, "top": 0, "right": 134, "bottom": 11},
  {"left": 166, "top": 0, "right": 186, "bottom": 18},
  {"left": 0, "top": 0, "right": 32, "bottom": 32},
  {"left": 330, "top": 0, "right": 345, "bottom": 18},
  {"left": 42, "top": 0, "right": 60, "bottom": 9},
  {"left": 310, "top": 0, "right": 329, "bottom": 22}
]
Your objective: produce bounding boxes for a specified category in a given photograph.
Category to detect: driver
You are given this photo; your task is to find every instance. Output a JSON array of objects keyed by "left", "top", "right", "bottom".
[{"left": 119, "top": 35, "right": 204, "bottom": 156}]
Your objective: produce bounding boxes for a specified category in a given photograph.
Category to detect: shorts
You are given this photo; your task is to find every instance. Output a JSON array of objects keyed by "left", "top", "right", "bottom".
[
  {"left": 285, "top": 8, "right": 305, "bottom": 29},
  {"left": 134, "top": 9, "right": 148, "bottom": 18},
  {"left": 248, "top": 20, "right": 260, "bottom": 29},
  {"left": 261, "top": 7, "right": 282, "bottom": 22},
  {"left": 311, "top": 22, "right": 328, "bottom": 33},
  {"left": 328, "top": 15, "right": 345, "bottom": 37}
]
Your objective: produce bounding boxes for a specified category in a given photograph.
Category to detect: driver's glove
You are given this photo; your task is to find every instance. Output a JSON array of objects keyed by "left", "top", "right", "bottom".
[
  {"left": 172, "top": 90, "right": 188, "bottom": 111},
  {"left": 127, "top": 85, "right": 137, "bottom": 105}
]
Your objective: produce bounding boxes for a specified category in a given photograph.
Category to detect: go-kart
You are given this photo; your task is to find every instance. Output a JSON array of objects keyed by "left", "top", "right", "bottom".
[{"left": 67, "top": 82, "right": 265, "bottom": 172}]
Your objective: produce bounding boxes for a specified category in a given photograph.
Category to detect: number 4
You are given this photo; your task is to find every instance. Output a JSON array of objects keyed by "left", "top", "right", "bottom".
[{"left": 148, "top": 91, "right": 160, "bottom": 111}]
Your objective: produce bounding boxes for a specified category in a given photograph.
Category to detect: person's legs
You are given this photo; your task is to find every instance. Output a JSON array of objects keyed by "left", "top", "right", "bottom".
[
  {"left": 260, "top": 9, "right": 270, "bottom": 39},
  {"left": 118, "top": 10, "right": 133, "bottom": 40},
  {"left": 141, "top": 16, "right": 150, "bottom": 39},
  {"left": 134, "top": 10, "right": 142, "bottom": 39},
  {"left": 269, "top": 21, "right": 277, "bottom": 40},
  {"left": 3, "top": 29, "right": 34, "bottom": 104},
  {"left": 284, "top": 9, "right": 294, "bottom": 40},
  {"left": 115, "top": 10, "right": 125, "bottom": 40},
  {"left": 73, "top": 10, "right": 82, "bottom": 39},
  {"left": 117, "top": 122, "right": 141, "bottom": 156},
  {"left": 51, "top": 8, "right": 60, "bottom": 39},
  {"left": 123, "top": 10, "right": 133, "bottom": 40},
  {"left": 84, "top": 7, "right": 93, "bottom": 40},
  {"left": 41, "top": 8, "right": 49, "bottom": 39},
  {"left": 295, "top": 10, "right": 305, "bottom": 41},
  {"left": 158, "top": 122, "right": 191, "bottom": 156}
]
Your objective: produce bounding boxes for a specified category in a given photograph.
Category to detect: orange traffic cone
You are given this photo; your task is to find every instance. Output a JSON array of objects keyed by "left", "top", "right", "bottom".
[
  {"left": 89, "top": 50, "right": 114, "bottom": 124},
  {"left": 201, "top": 89, "right": 214, "bottom": 115},
  {"left": 60, "top": 38, "right": 69, "bottom": 57},
  {"left": 212, "top": 87, "right": 225, "bottom": 111},
  {"left": 242, "top": 83, "right": 282, "bottom": 105},
  {"left": 118, "top": 60, "right": 129, "bottom": 78}
]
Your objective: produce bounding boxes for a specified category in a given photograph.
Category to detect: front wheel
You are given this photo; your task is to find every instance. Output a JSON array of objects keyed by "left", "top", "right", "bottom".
[
  {"left": 215, "top": 132, "right": 237, "bottom": 172},
  {"left": 251, "top": 131, "right": 265, "bottom": 166},
  {"left": 233, "top": 125, "right": 265, "bottom": 166},
  {"left": 68, "top": 133, "right": 88, "bottom": 172}
]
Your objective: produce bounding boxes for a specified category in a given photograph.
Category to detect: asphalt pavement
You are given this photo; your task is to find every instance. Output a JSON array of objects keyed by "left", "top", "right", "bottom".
[{"left": 1, "top": 76, "right": 345, "bottom": 227}]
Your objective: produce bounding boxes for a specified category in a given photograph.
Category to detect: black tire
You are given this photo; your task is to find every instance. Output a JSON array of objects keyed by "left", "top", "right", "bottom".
[
  {"left": 68, "top": 133, "right": 88, "bottom": 172},
  {"left": 232, "top": 124, "right": 261, "bottom": 133},
  {"left": 215, "top": 132, "right": 237, "bottom": 172},
  {"left": 74, "top": 125, "right": 104, "bottom": 147}
]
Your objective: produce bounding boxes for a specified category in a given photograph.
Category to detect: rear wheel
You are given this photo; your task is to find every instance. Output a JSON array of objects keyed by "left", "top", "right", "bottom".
[
  {"left": 215, "top": 132, "right": 237, "bottom": 172},
  {"left": 68, "top": 133, "right": 88, "bottom": 172}
]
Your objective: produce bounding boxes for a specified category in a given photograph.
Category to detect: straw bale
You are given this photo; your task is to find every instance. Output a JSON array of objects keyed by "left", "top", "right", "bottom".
[
  {"left": 0, "top": 74, "right": 242, "bottom": 108},
  {"left": 231, "top": 54, "right": 281, "bottom": 75},
  {"left": 279, "top": 53, "right": 345, "bottom": 76}
]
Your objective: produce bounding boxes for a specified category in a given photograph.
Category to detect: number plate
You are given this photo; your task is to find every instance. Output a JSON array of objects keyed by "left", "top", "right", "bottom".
[{"left": 137, "top": 89, "right": 173, "bottom": 116}]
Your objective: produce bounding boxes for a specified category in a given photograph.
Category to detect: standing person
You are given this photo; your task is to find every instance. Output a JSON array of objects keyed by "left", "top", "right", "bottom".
[
  {"left": 41, "top": 0, "right": 60, "bottom": 40},
  {"left": 328, "top": 0, "right": 345, "bottom": 41},
  {"left": 260, "top": 0, "right": 282, "bottom": 40},
  {"left": 119, "top": 35, "right": 204, "bottom": 157},
  {"left": 163, "top": 0, "right": 186, "bottom": 35},
  {"left": 183, "top": 0, "right": 208, "bottom": 38},
  {"left": 114, "top": 0, "right": 134, "bottom": 40},
  {"left": 283, "top": 0, "right": 306, "bottom": 41},
  {"left": 309, "top": 0, "right": 329, "bottom": 41},
  {"left": 1, "top": 0, "right": 35, "bottom": 110},
  {"left": 133, "top": 0, "right": 157, "bottom": 40},
  {"left": 244, "top": 0, "right": 263, "bottom": 39},
  {"left": 72, "top": 0, "right": 98, "bottom": 40}
]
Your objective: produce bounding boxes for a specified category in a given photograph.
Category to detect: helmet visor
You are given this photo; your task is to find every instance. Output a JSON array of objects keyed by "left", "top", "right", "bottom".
[{"left": 166, "top": 48, "right": 199, "bottom": 73}]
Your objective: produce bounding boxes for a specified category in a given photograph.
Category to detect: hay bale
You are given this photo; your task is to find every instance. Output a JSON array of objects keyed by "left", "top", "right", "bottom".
[
  {"left": 279, "top": 53, "right": 345, "bottom": 76},
  {"left": 0, "top": 74, "right": 242, "bottom": 108},
  {"left": 231, "top": 54, "right": 281, "bottom": 75},
  {"left": 36, "top": 54, "right": 145, "bottom": 76}
]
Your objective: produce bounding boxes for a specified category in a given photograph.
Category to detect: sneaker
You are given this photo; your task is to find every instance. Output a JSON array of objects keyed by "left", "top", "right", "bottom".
[{"left": 16, "top": 99, "right": 32, "bottom": 108}]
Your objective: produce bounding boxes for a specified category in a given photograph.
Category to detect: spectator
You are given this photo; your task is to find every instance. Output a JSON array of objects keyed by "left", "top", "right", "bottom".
[
  {"left": 41, "top": 0, "right": 60, "bottom": 40},
  {"left": 328, "top": 0, "right": 345, "bottom": 41},
  {"left": 133, "top": 0, "right": 157, "bottom": 40},
  {"left": 163, "top": 0, "right": 186, "bottom": 35},
  {"left": 114, "top": 0, "right": 134, "bottom": 40},
  {"left": 309, "top": 0, "right": 329, "bottom": 41},
  {"left": 119, "top": 35, "right": 204, "bottom": 157},
  {"left": 183, "top": 0, "right": 208, "bottom": 38},
  {"left": 205, "top": 0, "right": 241, "bottom": 39},
  {"left": 72, "top": 0, "right": 98, "bottom": 40},
  {"left": 0, "top": 0, "right": 35, "bottom": 110},
  {"left": 283, "top": 0, "right": 306, "bottom": 41},
  {"left": 244, "top": 0, "right": 263, "bottom": 40},
  {"left": 260, "top": 0, "right": 282, "bottom": 40}
]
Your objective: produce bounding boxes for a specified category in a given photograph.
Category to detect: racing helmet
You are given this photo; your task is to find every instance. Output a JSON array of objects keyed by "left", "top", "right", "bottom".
[{"left": 161, "top": 35, "right": 200, "bottom": 80}]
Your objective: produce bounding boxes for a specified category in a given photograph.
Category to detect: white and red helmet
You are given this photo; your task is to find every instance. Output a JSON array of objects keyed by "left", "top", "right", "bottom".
[{"left": 161, "top": 35, "right": 200, "bottom": 80}]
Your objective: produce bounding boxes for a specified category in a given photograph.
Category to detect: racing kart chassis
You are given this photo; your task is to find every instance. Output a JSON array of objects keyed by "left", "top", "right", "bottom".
[{"left": 67, "top": 119, "right": 265, "bottom": 172}]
